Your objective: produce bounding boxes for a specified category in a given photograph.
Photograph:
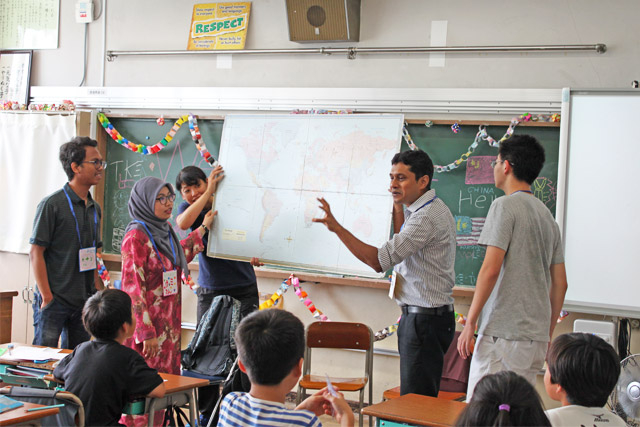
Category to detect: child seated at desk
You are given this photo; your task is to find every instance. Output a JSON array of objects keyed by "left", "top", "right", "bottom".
[
  {"left": 455, "top": 370, "right": 551, "bottom": 426},
  {"left": 218, "top": 309, "right": 354, "bottom": 427},
  {"left": 544, "top": 333, "right": 625, "bottom": 426},
  {"left": 53, "top": 289, "right": 165, "bottom": 426}
]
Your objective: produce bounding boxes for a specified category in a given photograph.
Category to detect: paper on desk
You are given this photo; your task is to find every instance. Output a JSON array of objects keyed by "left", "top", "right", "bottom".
[{"left": 1, "top": 345, "right": 67, "bottom": 362}]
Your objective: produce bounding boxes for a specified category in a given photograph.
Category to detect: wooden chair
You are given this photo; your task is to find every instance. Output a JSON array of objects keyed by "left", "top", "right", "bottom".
[
  {"left": 382, "top": 330, "right": 470, "bottom": 402},
  {"left": 296, "top": 321, "right": 373, "bottom": 427}
]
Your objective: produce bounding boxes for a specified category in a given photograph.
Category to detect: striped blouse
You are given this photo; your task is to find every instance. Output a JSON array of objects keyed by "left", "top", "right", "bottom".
[{"left": 219, "top": 392, "right": 322, "bottom": 427}]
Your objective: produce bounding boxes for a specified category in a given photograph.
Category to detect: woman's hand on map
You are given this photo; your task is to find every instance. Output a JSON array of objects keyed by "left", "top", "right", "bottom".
[
  {"left": 312, "top": 198, "right": 342, "bottom": 233},
  {"left": 207, "top": 165, "right": 225, "bottom": 195},
  {"left": 202, "top": 210, "right": 217, "bottom": 230},
  {"left": 250, "top": 257, "right": 264, "bottom": 267}
]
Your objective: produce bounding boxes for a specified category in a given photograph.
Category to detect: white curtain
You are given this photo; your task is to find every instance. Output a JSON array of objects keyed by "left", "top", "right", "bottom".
[{"left": 0, "top": 112, "right": 75, "bottom": 254}]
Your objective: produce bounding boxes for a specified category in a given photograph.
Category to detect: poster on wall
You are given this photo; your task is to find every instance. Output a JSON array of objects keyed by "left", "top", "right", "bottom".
[
  {"left": 0, "top": 51, "right": 32, "bottom": 105},
  {"left": 0, "top": 0, "right": 59, "bottom": 49},
  {"left": 187, "top": 2, "right": 251, "bottom": 50}
]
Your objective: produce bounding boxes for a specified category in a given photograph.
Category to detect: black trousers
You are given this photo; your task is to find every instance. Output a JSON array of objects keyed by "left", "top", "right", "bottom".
[
  {"left": 397, "top": 309, "right": 455, "bottom": 397},
  {"left": 196, "top": 283, "right": 259, "bottom": 418},
  {"left": 195, "top": 282, "right": 259, "bottom": 323}
]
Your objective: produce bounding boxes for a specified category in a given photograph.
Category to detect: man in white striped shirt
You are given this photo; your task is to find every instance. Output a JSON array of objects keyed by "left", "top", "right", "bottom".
[{"left": 314, "top": 150, "right": 457, "bottom": 397}]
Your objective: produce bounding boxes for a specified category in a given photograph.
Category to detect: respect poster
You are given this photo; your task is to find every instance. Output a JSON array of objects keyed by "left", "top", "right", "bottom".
[{"left": 187, "top": 2, "right": 251, "bottom": 50}]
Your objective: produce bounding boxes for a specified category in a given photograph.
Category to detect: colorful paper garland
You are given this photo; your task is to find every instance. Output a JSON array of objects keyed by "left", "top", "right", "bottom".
[
  {"left": 98, "top": 112, "right": 187, "bottom": 155},
  {"left": 401, "top": 117, "right": 528, "bottom": 173},
  {"left": 259, "top": 274, "right": 329, "bottom": 321},
  {"left": 188, "top": 114, "right": 217, "bottom": 166},
  {"left": 96, "top": 253, "right": 111, "bottom": 288}
]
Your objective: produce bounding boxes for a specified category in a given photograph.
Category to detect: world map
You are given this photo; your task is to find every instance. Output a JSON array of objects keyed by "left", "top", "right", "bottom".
[{"left": 207, "top": 114, "right": 404, "bottom": 278}]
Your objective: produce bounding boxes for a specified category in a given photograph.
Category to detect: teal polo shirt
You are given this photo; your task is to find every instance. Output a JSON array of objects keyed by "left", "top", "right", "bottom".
[{"left": 30, "top": 183, "right": 103, "bottom": 308}]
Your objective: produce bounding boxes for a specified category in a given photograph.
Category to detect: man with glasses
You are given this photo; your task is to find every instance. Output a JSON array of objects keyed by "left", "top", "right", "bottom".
[
  {"left": 30, "top": 136, "right": 106, "bottom": 348},
  {"left": 457, "top": 134, "right": 568, "bottom": 399}
]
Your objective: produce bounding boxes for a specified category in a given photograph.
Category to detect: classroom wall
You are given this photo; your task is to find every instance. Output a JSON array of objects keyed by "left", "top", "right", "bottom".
[
  {"left": 4, "top": 0, "right": 640, "bottom": 409},
  {"left": 31, "top": 0, "right": 640, "bottom": 89}
]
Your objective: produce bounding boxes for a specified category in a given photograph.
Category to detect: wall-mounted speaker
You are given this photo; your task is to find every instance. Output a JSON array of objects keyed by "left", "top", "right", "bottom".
[{"left": 285, "top": 0, "right": 361, "bottom": 43}]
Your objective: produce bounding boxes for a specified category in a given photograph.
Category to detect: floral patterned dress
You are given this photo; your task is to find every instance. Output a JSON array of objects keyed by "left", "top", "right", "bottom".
[{"left": 120, "top": 227, "right": 204, "bottom": 426}]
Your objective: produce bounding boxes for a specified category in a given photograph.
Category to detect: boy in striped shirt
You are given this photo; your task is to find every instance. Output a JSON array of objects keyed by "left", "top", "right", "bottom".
[{"left": 218, "top": 309, "right": 354, "bottom": 427}]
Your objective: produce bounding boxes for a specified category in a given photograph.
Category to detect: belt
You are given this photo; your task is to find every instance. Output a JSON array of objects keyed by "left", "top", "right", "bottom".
[{"left": 401, "top": 304, "right": 454, "bottom": 315}]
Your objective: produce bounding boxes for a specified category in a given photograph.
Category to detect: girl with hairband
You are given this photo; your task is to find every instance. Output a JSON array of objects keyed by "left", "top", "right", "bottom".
[{"left": 455, "top": 371, "right": 551, "bottom": 426}]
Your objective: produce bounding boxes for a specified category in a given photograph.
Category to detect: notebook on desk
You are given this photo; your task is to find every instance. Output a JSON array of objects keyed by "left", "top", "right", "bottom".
[{"left": 0, "top": 395, "right": 24, "bottom": 414}]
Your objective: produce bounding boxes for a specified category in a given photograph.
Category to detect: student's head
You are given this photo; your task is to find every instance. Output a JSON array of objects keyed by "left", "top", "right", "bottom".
[
  {"left": 235, "top": 309, "right": 305, "bottom": 386},
  {"left": 545, "top": 332, "right": 620, "bottom": 407},
  {"left": 456, "top": 371, "right": 551, "bottom": 427},
  {"left": 390, "top": 150, "right": 434, "bottom": 205},
  {"left": 82, "top": 289, "right": 135, "bottom": 341},
  {"left": 496, "top": 134, "right": 545, "bottom": 185},
  {"left": 175, "top": 166, "right": 208, "bottom": 205},
  {"left": 59, "top": 136, "right": 104, "bottom": 184}
]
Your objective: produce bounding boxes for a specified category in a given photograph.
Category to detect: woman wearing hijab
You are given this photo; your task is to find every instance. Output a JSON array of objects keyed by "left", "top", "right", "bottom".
[{"left": 120, "top": 177, "right": 214, "bottom": 376}]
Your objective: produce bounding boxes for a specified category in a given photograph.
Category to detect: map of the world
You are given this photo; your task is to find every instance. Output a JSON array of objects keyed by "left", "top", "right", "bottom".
[{"left": 207, "top": 114, "right": 404, "bottom": 278}]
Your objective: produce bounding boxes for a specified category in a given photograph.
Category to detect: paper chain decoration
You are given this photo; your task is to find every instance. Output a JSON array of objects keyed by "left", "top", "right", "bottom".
[
  {"left": 188, "top": 115, "right": 217, "bottom": 166},
  {"left": 96, "top": 253, "right": 111, "bottom": 288},
  {"left": 259, "top": 274, "right": 329, "bottom": 321},
  {"left": 401, "top": 115, "right": 560, "bottom": 173},
  {"left": 98, "top": 112, "right": 187, "bottom": 154},
  {"left": 97, "top": 113, "right": 217, "bottom": 165},
  {"left": 374, "top": 311, "right": 468, "bottom": 341}
]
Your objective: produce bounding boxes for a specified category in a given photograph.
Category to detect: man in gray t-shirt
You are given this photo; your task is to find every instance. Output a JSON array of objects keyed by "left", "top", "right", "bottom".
[{"left": 457, "top": 135, "right": 568, "bottom": 399}]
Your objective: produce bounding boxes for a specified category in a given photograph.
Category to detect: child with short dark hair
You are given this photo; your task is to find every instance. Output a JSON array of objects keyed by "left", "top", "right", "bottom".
[
  {"left": 544, "top": 333, "right": 625, "bottom": 426},
  {"left": 54, "top": 289, "right": 165, "bottom": 426},
  {"left": 456, "top": 370, "right": 551, "bottom": 427},
  {"left": 218, "top": 309, "right": 354, "bottom": 427}
]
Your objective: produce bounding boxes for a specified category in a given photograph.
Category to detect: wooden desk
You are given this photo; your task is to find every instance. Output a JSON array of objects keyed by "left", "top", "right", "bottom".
[
  {"left": 147, "top": 373, "right": 209, "bottom": 427},
  {"left": 0, "top": 343, "right": 71, "bottom": 370},
  {"left": 362, "top": 394, "right": 466, "bottom": 427},
  {"left": 0, "top": 401, "right": 60, "bottom": 426}
]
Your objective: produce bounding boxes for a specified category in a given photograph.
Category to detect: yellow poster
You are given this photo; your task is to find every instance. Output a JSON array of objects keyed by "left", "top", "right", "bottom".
[{"left": 187, "top": 2, "right": 251, "bottom": 50}]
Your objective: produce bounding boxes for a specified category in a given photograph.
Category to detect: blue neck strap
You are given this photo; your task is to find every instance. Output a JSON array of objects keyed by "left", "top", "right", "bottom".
[
  {"left": 63, "top": 187, "right": 97, "bottom": 248},
  {"left": 401, "top": 196, "right": 437, "bottom": 231},
  {"left": 132, "top": 220, "right": 176, "bottom": 273}
]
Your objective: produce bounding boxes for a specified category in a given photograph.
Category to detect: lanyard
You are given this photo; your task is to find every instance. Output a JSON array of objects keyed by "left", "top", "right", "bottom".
[
  {"left": 63, "top": 187, "right": 97, "bottom": 248},
  {"left": 401, "top": 196, "right": 437, "bottom": 231},
  {"left": 132, "top": 220, "right": 176, "bottom": 273}
]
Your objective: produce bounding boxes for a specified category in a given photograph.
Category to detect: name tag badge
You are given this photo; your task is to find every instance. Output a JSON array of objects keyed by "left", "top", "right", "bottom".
[
  {"left": 78, "top": 247, "right": 97, "bottom": 272},
  {"left": 389, "top": 271, "right": 397, "bottom": 299},
  {"left": 162, "top": 270, "right": 179, "bottom": 297},
  {"left": 389, "top": 270, "right": 405, "bottom": 300}
]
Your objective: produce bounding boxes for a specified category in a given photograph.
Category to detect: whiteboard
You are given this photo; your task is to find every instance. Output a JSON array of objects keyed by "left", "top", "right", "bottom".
[
  {"left": 557, "top": 89, "right": 640, "bottom": 317},
  {"left": 208, "top": 114, "right": 404, "bottom": 278}
]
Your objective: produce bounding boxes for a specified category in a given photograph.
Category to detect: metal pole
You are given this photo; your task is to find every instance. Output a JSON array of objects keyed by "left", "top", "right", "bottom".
[{"left": 106, "top": 44, "right": 606, "bottom": 61}]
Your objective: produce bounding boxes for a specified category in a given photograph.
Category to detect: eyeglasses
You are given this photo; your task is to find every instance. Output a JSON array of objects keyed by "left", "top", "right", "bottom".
[
  {"left": 82, "top": 160, "right": 107, "bottom": 170},
  {"left": 490, "top": 159, "right": 515, "bottom": 168},
  {"left": 155, "top": 194, "right": 176, "bottom": 205}
]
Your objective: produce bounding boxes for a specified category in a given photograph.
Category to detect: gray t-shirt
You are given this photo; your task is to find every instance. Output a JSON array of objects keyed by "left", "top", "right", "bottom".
[{"left": 477, "top": 192, "right": 564, "bottom": 342}]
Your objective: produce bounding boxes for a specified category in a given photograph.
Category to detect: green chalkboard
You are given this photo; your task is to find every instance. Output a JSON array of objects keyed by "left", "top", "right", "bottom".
[
  {"left": 404, "top": 123, "right": 560, "bottom": 287},
  {"left": 101, "top": 116, "right": 224, "bottom": 254},
  {"left": 99, "top": 115, "right": 560, "bottom": 290}
]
